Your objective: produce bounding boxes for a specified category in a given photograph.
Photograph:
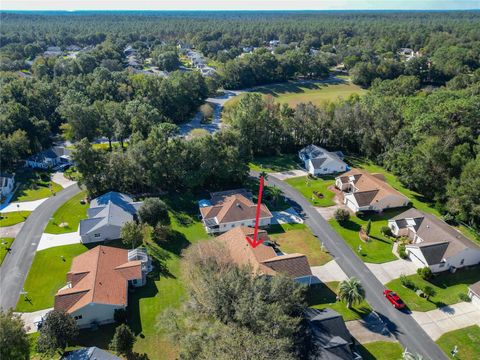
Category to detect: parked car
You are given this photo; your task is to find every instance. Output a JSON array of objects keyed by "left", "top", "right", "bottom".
[{"left": 383, "top": 289, "right": 405, "bottom": 309}]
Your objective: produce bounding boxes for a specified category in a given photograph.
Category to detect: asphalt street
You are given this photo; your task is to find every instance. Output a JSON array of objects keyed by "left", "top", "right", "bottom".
[
  {"left": 0, "top": 184, "right": 81, "bottom": 311},
  {"left": 255, "top": 171, "right": 448, "bottom": 360}
]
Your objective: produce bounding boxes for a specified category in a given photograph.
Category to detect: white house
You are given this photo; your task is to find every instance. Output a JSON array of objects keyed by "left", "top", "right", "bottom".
[
  {"left": 388, "top": 208, "right": 480, "bottom": 273},
  {"left": 298, "top": 145, "right": 348, "bottom": 176},
  {"left": 199, "top": 189, "right": 272, "bottom": 234},
  {"left": 335, "top": 169, "right": 410, "bottom": 213},
  {"left": 79, "top": 192, "right": 143, "bottom": 243},
  {"left": 55, "top": 246, "right": 151, "bottom": 328},
  {"left": 0, "top": 173, "right": 15, "bottom": 197},
  {"left": 25, "top": 147, "right": 71, "bottom": 169},
  {"left": 468, "top": 281, "right": 480, "bottom": 309}
]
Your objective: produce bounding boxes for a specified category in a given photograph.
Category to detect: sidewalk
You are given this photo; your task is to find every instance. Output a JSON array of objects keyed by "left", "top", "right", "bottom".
[{"left": 37, "top": 231, "right": 81, "bottom": 251}]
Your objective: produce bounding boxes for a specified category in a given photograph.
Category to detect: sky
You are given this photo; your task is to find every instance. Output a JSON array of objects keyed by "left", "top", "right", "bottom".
[{"left": 2, "top": 1, "right": 479, "bottom": 11}]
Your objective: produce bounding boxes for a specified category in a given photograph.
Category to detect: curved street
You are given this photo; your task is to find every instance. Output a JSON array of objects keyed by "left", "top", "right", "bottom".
[
  {"left": 252, "top": 170, "right": 448, "bottom": 360},
  {"left": 0, "top": 184, "right": 81, "bottom": 311}
]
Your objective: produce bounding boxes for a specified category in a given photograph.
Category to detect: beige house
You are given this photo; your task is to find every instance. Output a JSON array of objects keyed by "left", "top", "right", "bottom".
[
  {"left": 335, "top": 169, "right": 409, "bottom": 213},
  {"left": 199, "top": 189, "right": 272, "bottom": 234}
]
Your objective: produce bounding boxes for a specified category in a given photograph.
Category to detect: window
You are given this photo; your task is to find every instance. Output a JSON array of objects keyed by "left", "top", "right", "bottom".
[
  {"left": 74, "top": 315, "right": 83, "bottom": 320},
  {"left": 460, "top": 259, "right": 465, "bottom": 265},
  {"left": 94, "top": 233, "right": 101, "bottom": 238}
]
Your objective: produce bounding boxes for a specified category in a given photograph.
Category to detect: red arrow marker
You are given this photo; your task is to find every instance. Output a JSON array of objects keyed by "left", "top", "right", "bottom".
[{"left": 246, "top": 176, "right": 265, "bottom": 249}]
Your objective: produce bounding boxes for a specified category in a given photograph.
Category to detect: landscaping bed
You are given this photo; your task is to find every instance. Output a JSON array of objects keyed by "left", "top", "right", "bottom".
[
  {"left": 286, "top": 175, "right": 336, "bottom": 207},
  {"left": 0, "top": 211, "right": 31, "bottom": 227},
  {"left": 436, "top": 325, "right": 480, "bottom": 360},
  {"left": 44, "top": 191, "right": 88, "bottom": 234}
]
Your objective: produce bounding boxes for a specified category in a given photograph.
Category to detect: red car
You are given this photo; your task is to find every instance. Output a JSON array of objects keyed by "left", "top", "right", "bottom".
[{"left": 384, "top": 289, "right": 406, "bottom": 309}]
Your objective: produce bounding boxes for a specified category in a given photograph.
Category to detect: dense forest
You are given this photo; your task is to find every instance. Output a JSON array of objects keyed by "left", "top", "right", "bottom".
[{"left": 1, "top": 11, "right": 479, "bottom": 231}]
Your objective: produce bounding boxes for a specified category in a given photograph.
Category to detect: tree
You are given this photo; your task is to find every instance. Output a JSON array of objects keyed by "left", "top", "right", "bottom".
[
  {"left": 266, "top": 186, "right": 282, "bottom": 207},
  {"left": 110, "top": 324, "right": 136, "bottom": 356},
  {"left": 334, "top": 208, "right": 350, "bottom": 223},
  {"left": 199, "top": 103, "right": 214, "bottom": 123},
  {"left": 0, "top": 309, "right": 30, "bottom": 360},
  {"left": 365, "top": 219, "right": 372, "bottom": 236},
  {"left": 337, "top": 277, "right": 366, "bottom": 309},
  {"left": 138, "top": 197, "right": 169, "bottom": 227},
  {"left": 417, "top": 267, "right": 433, "bottom": 280},
  {"left": 155, "top": 51, "right": 180, "bottom": 72},
  {"left": 36, "top": 310, "right": 78, "bottom": 355},
  {"left": 120, "top": 221, "right": 144, "bottom": 249},
  {"left": 423, "top": 285, "right": 436, "bottom": 301}
]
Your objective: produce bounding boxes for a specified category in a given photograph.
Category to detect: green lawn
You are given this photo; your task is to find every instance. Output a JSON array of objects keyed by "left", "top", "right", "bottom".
[
  {"left": 307, "top": 281, "right": 372, "bottom": 321},
  {"left": 328, "top": 209, "right": 404, "bottom": 263},
  {"left": 286, "top": 175, "right": 336, "bottom": 207},
  {"left": 436, "top": 325, "right": 480, "bottom": 360},
  {"left": 0, "top": 211, "right": 31, "bottom": 227},
  {"left": 357, "top": 341, "right": 404, "bottom": 360},
  {"left": 385, "top": 267, "right": 479, "bottom": 311},
  {"left": 248, "top": 153, "right": 299, "bottom": 173},
  {"left": 44, "top": 191, "right": 88, "bottom": 234},
  {"left": 269, "top": 223, "right": 332, "bottom": 266},
  {"left": 16, "top": 243, "right": 88, "bottom": 312},
  {"left": 0, "top": 237, "right": 14, "bottom": 265},
  {"left": 13, "top": 170, "right": 62, "bottom": 202}
]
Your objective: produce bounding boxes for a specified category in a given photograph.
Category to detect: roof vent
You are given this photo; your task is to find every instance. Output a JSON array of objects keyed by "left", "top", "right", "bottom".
[{"left": 236, "top": 203, "right": 241, "bottom": 208}]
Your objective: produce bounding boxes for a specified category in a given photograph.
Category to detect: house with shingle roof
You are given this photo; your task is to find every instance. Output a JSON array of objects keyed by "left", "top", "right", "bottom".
[
  {"left": 388, "top": 209, "right": 480, "bottom": 273},
  {"left": 199, "top": 189, "right": 272, "bottom": 234},
  {"left": 61, "top": 347, "right": 120, "bottom": 360},
  {"left": 299, "top": 145, "right": 348, "bottom": 176},
  {"left": 25, "top": 146, "right": 71, "bottom": 169},
  {"left": 335, "top": 169, "right": 410, "bottom": 213},
  {"left": 0, "top": 173, "right": 15, "bottom": 197},
  {"left": 79, "top": 192, "right": 142, "bottom": 243},
  {"left": 216, "top": 226, "right": 314, "bottom": 284},
  {"left": 55, "top": 246, "right": 151, "bottom": 328}
]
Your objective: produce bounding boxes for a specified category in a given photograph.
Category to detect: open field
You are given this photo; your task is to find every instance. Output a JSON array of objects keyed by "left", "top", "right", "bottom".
[
  {"left": 285, "top": 175, "right": 336, "bottom": 207},
  {"left": 385, "top": 266, "right": 479, "bottom": 312},
  {"left": 0, "top": 237, "right": 14, "bottom": 265},
  {"left": 0, "top": 211, "right": 31, "bottom": 227},
  {"left": 436, "top": 325, "right": 480, "bottom": 360},
  {"left": 357, "top": 341, "right": 404, "bottom": 360},
  {"left": 44, "top": 191, "right": 88, "bottom": 234}
]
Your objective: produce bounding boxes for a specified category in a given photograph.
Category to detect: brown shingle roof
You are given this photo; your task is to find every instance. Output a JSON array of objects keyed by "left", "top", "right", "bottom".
[
  {"left": 55, "top": 246, "right": 142, "bottom": 313},
  {"left": 469, "top": 281, "right": 480, "bottom": 297}
]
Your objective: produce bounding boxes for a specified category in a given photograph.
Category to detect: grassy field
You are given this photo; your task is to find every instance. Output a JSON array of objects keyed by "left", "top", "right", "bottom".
[
  {"left": 0, "top": 237, "right": 14, "bottom": 265},
  {"left": 357, "top": 341, "right": 404, "bottom": 360},
  {"left": 328, "top": 209, "right": 404, "bottom": 263},
  {"left": 286, "top": 176, "right": 336, "bottom": 207},
  {"left": 436, "top": 325, "right": 480, "bottom": 360},
  {"left": 248, "top": 154, "right": 299, "bottom": 173},
  {"left": 307, "top": 281, "right": 372, "bottom": 321},
  {"left": 44, "top": 191, "right": 88, "bottom": 234},
  {"left": 13, "top": 170, "right": 62, "bottom": 202},
  {"left": 385, "top": 266, "right": 479, "bottom": 311},
  {"left": 269, "top": 223, "right": 332, "bottom": 266},
  {"left": 16, "top": 243, "right": 88, "bottom": 312},
  {"left": 0, "top": 211, "right": 31, "bottom": 227}
]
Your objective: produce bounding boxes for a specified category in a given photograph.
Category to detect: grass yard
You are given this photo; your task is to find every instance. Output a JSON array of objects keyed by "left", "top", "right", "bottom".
[
  {"left": 328, "top": 209, "right": 403, "bottom": 263},
  {"left": 269, "top": 223, "right": 332, "bottom": 266},
  {"left": 0, "top": 211, "right": 31, "bottom": 227},
  {"left": 357, "top": 341, "right": 404, "bottom": 360},
  {"left": 436, "top": 325, "right": 480, "bottom": 360},
  {"left": 13, "top": 170, "right": 62, "bottom": 202},
  {"left": 0, "top": 237, "right": 14, "bottom": 265},
  {"left": 385, "top": 266, "right": 479, "bottom": 312},
  {"left": 44, "top": 191, "right": 88, "bottom": 234},
  {"left": 307, "top": 281, "right": 372, "bottom": 321},
  {"left": 286, "top": 175, "right": 336, "bottom": 207},
  {"left": 16, "top": 243, "right": 88, "bottom": 312},
  {"left": 248, "top": 153, "right": 299, "bottom": 173}
]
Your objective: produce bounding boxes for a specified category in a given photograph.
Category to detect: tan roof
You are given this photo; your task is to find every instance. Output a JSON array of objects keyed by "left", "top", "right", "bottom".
[
  {"left": 338, "top": 169, "right": 408, "bottom": 207},
  {"left": 200, "top": 191, "right": 272, "bottom": 224},
  {"left": 470, "top": 281, "right": 480, "bottom": 297},
  {"left": 55, "top": 246, "right": 142, "bottom": 313},
  {"left": 216, "top": 227, "right": 312, "bottom": 278}
]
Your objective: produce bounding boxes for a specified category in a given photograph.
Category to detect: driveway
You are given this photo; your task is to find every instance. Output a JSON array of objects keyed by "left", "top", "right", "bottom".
[
  {"left": 310, "top": 260, "right": 348, "bottom": 283},
  {"left": 347, "top": 311, "right": 396, "bottom": 344},
  {"left": 0, "top": 222, "right": 24, "bottom": 238},
  {"left": 1, "top": 198, "right": 48, "bottom": 212},
  {"left": 16, "top": 308, "right": 53, "bottom": 333},
  {"left": 0, "top": 184, "right": 81, "bottom": 311},
  {"left": 272, "top": 207, "right": 303, "bottom": 224},
  {"left": 270, "top": 169, "right": 307, "bottom": 180},
  {"left": 252, "top": 170, "right": 448, "bottom": 359},
  {"left": 366, "top": 258, "right": 419, "bottom": 284},
  {"left": 315, "top": 204, "right": 347, "bottom": 220},
  {"left": 411, "top": 302, "right": 480, "bottom": 340},
  {"left": 37, "top": 231, "right": 81, "bottom": 251},
  {"left": 52, "top": 172, "right": 77, "bottom": 188}
]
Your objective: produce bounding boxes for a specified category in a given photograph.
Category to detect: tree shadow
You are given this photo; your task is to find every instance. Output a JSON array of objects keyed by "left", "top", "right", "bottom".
[
  {"left": 74, "top": 323, "right": 116, "bottom": 350},
  {"left": 340, "top": 219, "right": 361, "bottom": 232},
  {"left": 368, "top": 235, "right": 392, "bottom": 244}
]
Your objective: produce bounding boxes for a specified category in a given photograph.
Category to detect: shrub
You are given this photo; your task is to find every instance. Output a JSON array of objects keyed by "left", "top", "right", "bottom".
[
  {"left": 458, "top": 293, "right": 471, "bottom": 302},
  {"left": 398, "top": 243, "right": 408, "bottom": 259},
  {"left": 380, "top": 226, "right": 393, "bottom": 237},
  {"left": 423, "top": 285, "right": 436, "bottom": 300},
  {"left": 334, "top": 208, "right": 350, "bottom": 223},
  {"left": 364, "top": 220, "right": 372, "bottom": 236},
  {"left": 417, "top": 267, "right": 433, "bottom": 280},
  {"left": 400, "top": 274, "right": 415, "bottom": 289}
]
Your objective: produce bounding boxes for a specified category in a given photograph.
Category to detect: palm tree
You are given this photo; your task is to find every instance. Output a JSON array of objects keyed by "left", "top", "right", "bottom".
[
  {"left": 267, "top": 186, "right": 282, "bottom": 207},
  {"left": 402, "top": 351, "right": 425, "bottom": 360},
  {"left": 259, "top": 170, "right": 269, "bottom": 181},
  {"left": 337, "top": 277, "right": 366, "bottom": 309}
]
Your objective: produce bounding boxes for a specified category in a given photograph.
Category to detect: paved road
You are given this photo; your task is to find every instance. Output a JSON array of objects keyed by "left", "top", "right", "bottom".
[
  {"left": 0, "top": 184, "right": 81, "bottom": 311},
  {"left": 254, "top": 171, "right": 448, "bottom": 360}
]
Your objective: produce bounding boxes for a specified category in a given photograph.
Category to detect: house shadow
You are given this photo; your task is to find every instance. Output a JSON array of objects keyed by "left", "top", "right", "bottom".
[
  {"left": 306, "top": 283, "right": 337, "bottom": 305},
  {"left": 359, "top": 311, "right": 399, "bottom": 338},
  {"left": 127, "top": 278, "right": 160, "bottom": 336}
]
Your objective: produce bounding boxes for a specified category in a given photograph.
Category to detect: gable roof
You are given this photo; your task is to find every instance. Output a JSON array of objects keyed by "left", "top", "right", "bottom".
[
  {"left": 216, "top": 227, "right": 312, "bottom": 278},
  {"left": 469, "top": 281, "right": 480, "bottom": 298},
  {"left": 55, "top": 246, "right": 142, "bottom": 313},
  {"left": 61, "top": 347, "right": 120, "bottom": 360},
  {"left": 300, "top": 145, "right": 347, "bottom": 169}
]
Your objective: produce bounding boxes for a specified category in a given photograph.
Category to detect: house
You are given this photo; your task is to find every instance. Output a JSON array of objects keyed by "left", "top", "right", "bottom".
[
  {"left": 303, "top": 308, "right": 362, "bottom": 360},
  {"left": 55, "top": 246, "right": 152, "bottom": 328},
  {"left": 25, "top": 146, "right": 71, "bottom": 169},
  {"left": 217, "top": 226, "right": 314, "bottom": 284},
  {"left": 0, "top": 173, "right": 15, "bottom": 197},
  {"left": 299, "top": 145, "right": 348, "bottom": 176},
  {"left": 43, "top": 46, "right": 63, "bottom": 57},
  {"left": 79, "top": 191, "right": 143, "bottom": 243},
  {"left": 61, "top": 347, "right": 120, "bottom": 360},
  {"left": 335, "top": 169, "right": 410, "bottom": 213},
  {"left": 388, "top": 209, "right": 480, "bottom": 273},
  {"left": 468, "top": 281, "right": 480, "bottom": 309},
  {"left": 66, "top": 45, "right": 82, "bottom": 52},
  {"left": 269, "top": 39, "right": 280, "bottom": 47},
  {"left": 199, "top": 189, "right": 273, "bottom": 234}
]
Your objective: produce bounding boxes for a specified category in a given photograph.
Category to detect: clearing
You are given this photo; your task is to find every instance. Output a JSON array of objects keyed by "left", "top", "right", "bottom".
[
  {"left": 248, "top": 154, "right": 300, "bottom": 173},
  {"left": 44, "top": 191, "right": 88, "bottom": 234}
]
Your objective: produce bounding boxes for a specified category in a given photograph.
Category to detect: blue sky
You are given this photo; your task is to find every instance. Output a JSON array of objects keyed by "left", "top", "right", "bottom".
[{"left": 2, "top": 1, "right": 479, "bottom": 11}]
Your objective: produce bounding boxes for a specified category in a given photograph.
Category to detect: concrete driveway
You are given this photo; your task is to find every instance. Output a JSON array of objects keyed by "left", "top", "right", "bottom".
[
  {"left": 52, "top": 172, "right": 77, "bottom": 188},
  {"left": 37, "top": 231, "right": 81, "bottom": 251},
  {"left": 16, "top": 308, "right": 53, "bottom": 333},
  {"left": 1, "top": 198, "right": 48, "bottom": 212},
  {"left": 366, "top": 258, "right": 419, "bottom": 284},
  {"left": 270, "top": 169, "right": 307, "bottom": 180},
  {"left": 0, "top": 222, "right": 24, "bottom": 238},
  {"left": 316, "top": 204, "right": 347, "bottom": 220},
  {"left": 310, "top": 260, "right": 348, "bottom": 283},
  {"left": 346, "top": 311, "right": 396, "bottom": 344},
  {"left": 411, "top": 302, "right": 480, "bottom": 340}
]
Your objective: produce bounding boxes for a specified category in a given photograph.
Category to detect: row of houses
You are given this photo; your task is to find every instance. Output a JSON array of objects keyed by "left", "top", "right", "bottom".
[{"left": 184, "top": 50, "right": 217, "bottom": 76}]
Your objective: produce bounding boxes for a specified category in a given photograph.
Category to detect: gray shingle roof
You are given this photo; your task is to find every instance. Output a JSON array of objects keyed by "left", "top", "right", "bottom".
[{"left": 61, "top": 347, "right": 120, "bottom": 360}]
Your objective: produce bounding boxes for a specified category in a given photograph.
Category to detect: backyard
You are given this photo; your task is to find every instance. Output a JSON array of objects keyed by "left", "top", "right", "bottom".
[
  {"left": 248, "top": 153, "right": 299, "bottom": 173},
  {"left": 286, "top": 175, "right": 336, "bottom": 207},
  {"left": 357, "top": 341, "right": 404, "bottom": 360},
  {"left": 0, "top": 237, "right": 14, "bottom": 265},
  {"left": 13, "top": 170, "right": 62, "bottom": 202},
  {"left": 436, "top": 325, "right": 480, "bottom": 360},
  {"left": 0, "top": 211, "right": 31, "bottom": 227},
  {"left": 385, "top": 266, "right": 480, "bottom": 311},
  {"left": 307, "top": 281, "right": 372, "bottom": 321},
  {"left": 44, "top": 191, "right": 88, "bottom": 234}
]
